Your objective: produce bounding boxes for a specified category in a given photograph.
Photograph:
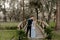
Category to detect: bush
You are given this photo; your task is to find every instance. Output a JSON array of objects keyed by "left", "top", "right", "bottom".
[
  {"left": 44, "top": 27, "right": 53, "bottom": 40},
  {"left": 44, "top": 21, "right": 56, "bottom": 40},
  {"left": 49, "top": 21, "right": 56, "bottom": 29},
  {"left": 17, "top": 30, "right": 26, "bottom": 40},
  {"left": 0, "top": 26, "right": 17, "bottom": 30},
  {"left": 6, "top": 26, "right": 18, "bottom": 30},
  {"left": 0, "top": 27, "right": 3, "bottom": 30},
  {"left": 0, "top": 22, "right": 19, "bottom": 30}
]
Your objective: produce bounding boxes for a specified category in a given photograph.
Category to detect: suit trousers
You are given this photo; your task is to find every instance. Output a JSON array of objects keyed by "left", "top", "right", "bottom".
[{"left": 26, "top": 25, "right": 31, "bottom": 37}]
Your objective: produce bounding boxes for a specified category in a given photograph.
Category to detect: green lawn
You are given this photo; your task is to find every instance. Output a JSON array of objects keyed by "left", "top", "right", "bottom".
[
  {"left": 0, "top": 22, "right": 60, "bottom": 40},
  {"left": 0, "top": 30, "right": 18, "bottom": 40},
  {"left": 0, "top": 30, "right": 29, "bottom": 40},
  {"left": 0, "top": 30, "right": 60, "bottom": 40},
  {"left": 52, "top": 30, "right": 60, "bottom": 40},
  {"left": 0, "top": 22, "right": 19, "bottom": 30},
  {"left": 0, "top": 22, "right": 19, "bottom": 27}
]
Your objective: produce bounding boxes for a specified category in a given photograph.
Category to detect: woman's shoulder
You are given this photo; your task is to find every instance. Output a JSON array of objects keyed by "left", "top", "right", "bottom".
[{"left": 33, "top": 21, "right": 36, "bottom": 23}]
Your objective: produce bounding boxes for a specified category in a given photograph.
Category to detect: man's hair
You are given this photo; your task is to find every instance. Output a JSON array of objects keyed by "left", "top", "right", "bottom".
[{"left": 30, "top": 15, "right": 34, "bottom": 17}]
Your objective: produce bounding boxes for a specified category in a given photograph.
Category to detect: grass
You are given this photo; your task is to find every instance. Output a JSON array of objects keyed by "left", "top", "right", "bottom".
[
  {"left": 0, "top": 30, "right": 18, "bottom": 40},
  {"left": 47, "top": 21, "right": 60, "bottom": 40},
  {"left": 0, "top": 22, "right": 60, "bottom": 40},
  {"left": 52, "top": 30, "right": 60, "bottom": 40},
  {"left": 0, "top": 30, "right": 29, "bottom": 40},
  {"left": 0, "top": 22, "right": 19, "bottom": 27},
  {"left": 0, "top": 22, "right": 19, "bottom": 30},
  {"left": 0, "top": 30, "right": 60, "bottom": 40}
]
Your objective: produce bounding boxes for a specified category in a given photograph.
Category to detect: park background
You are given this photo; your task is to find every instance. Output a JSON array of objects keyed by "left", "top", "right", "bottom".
[{"left": 0, "top": 0, "right": 60, "bottom": 40}]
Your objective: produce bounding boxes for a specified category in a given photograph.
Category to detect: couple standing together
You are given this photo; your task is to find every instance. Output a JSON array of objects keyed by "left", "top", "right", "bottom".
[{"left": 26, "top": 16, "right": 36, "bottom": 38}]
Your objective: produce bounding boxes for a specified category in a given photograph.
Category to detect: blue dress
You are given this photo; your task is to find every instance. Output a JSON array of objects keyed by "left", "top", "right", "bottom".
[{"left": 31, "top": 21, "right": 36, "bottom": 38}]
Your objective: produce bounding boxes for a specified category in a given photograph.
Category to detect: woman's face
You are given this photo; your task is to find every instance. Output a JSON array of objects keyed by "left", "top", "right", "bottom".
[
  {"left": 33, "top": 17, "right": 35, "bottom": 21},
  {"left": 31, "top": 17, "right": 36, "bottom": 21}
]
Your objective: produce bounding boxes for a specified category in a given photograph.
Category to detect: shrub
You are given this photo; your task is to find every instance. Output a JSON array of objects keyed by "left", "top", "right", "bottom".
[
  {"left": 6, "top": 26, "right": 17, "bottom": 30},
  {"left": 0, "top": 22, "right": 19, "bottom": 30},
  {"left": 44, "top": 27, "right": 53, "bottom": 40},
  {"left": 44, "top": 21, "right": 56, "bottom": 40},
  {"left": 0, "top": 26, "right": 17, "bottom": 30},
  {"left": 0, "top": 27, "right": 3, "bottom": 30},
  {"left": 49, "top": 21, "right": 56, "bottom": 29},
  {"left": 17, "top": 30, "right": 26, "bottom": 40}
]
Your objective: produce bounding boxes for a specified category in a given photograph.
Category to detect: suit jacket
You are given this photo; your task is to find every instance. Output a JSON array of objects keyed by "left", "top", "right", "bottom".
[{"left": 27, "top": 19, "right": 33, "bottom": 27}]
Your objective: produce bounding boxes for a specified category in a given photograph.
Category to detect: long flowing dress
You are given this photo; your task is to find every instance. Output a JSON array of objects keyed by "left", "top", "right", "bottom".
[{"left": 31, "top": 21, "right": 36, "bottom": 38}]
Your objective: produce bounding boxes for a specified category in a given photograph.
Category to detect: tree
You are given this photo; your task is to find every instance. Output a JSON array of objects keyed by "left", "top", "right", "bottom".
[
  {"left": 44, "top": 0, "right": 56, "bottom": 23},
  {"left": 8, "top": 0, "right": 21, "bottom": 21},
  {"left": 1, "top": 0, "right": 7, "bottom": 22},
  {"left": 29, "top": 0, "right": 43, "bottom": 21},
  {"left": 0, "top": 5, "right": 2, "bottom": 11}
]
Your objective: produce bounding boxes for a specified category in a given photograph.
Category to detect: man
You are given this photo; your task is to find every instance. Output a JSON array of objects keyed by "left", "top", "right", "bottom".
[{"left": 26, "top": 16, "right": 33, "bottom": 37}]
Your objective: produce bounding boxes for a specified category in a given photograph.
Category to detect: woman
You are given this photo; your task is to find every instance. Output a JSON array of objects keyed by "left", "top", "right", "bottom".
[{"left": 31, "top": 17, "right": 36, "bottom": 38}]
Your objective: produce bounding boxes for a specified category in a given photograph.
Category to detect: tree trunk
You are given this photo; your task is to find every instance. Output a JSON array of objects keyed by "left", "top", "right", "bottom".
[
  {"left": 48, "top": 1, "right": 52, "bottom": 24},
  {"left": 56, "top": 0, "right": 60, "bottom": 30},
  {"left": 3, "top": 0, "right": 7, "bottom": 22},
  {"left": 48, "top": 12, "right": 51, "bottom": 24},
  {"left": 3, "top": 15, "right": 7, "bottom": 22},
  {"left": 9, "top": 17, "right": 12, "bottom": 21},
  {"left": 35, "top": 8, "right": 38, "bottom": 21}
]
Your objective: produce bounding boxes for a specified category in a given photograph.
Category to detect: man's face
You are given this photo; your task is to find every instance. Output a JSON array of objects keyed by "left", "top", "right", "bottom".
[{"left": 31, "top": 17, "right": 34, "bottom": 20}]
